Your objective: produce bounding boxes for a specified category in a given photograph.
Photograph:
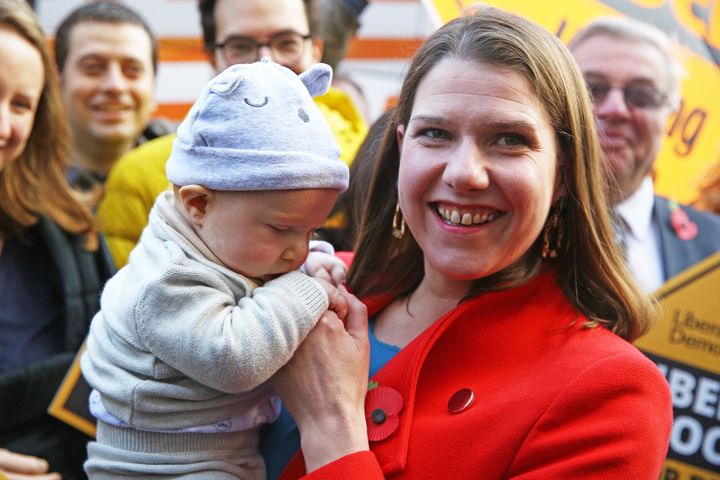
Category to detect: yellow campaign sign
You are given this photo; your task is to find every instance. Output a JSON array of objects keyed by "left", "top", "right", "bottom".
[
  {"left": 634, "top": 252, "right": 720, "bottom": 477},
  {"left": 425, "top": 0, "right": 720, "bottom": 204},
  {"left": 638, "top": 252, "right": 720, "bottom": 371},
  {"left": 48, "top": 342, "right": 97, "bottom": 438},
  {"left": 662, "top": 458, "right": 720, "bottom": 480}
]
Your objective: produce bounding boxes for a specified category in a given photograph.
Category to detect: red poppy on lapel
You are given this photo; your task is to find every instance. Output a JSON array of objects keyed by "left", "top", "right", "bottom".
[
  {"left": 365, "top": 385, "right": 403, "bottom": 441},
  {"left": 668, "top": 200, "right": 698, "bottom": 241}
]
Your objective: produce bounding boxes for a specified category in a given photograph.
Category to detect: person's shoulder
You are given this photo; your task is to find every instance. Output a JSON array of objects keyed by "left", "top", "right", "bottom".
[
  {"left": 569, "top": 321, "right": 656, "bottom": 367},
  {"left": 656, "top": 195, "right": 720, "bottom": 222},
  {"left": 683, "top": 201, "right": 720, "bottom": 228},
  {"left": 137, "top": 118, "right": 177, "bottom": 144},
  {"left": 112, "top": 227, "right": 192, "bottom": 300},
  {"left": 548, "top": 323, "right": 668, "bottom": 404},
  {"left": 115, "top": 134, "right": 176, "bottom": 171},
  {"left": 313, "top": 86, "right": 369, "bottom": 165},
  {"left": 314, "top": 86, "right": 367, "bottom": 132},
  {"left": 35, "top": 216, "right": 92, "bottom": 254},
  {"left": 105, "top": 134, "right": 175, "bottom": 193}
]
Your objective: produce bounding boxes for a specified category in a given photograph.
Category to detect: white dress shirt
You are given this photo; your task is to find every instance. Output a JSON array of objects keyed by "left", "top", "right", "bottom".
[{"left": 614, "top": 177, "right": 665, "bottom": 293}]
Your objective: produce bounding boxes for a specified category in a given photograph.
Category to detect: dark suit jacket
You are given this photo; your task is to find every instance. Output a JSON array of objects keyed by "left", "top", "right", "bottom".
[{"left": 654, "top": 195, "right": 720, "bottom": 281}]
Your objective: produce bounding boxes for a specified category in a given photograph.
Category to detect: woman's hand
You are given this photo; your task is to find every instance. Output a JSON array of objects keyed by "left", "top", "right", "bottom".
[
  {"left": 272, "top": 286, "right": 370, "bottom": 473},
  {"left": 0, "top": 449, "right": 60, "bottom": 479}
]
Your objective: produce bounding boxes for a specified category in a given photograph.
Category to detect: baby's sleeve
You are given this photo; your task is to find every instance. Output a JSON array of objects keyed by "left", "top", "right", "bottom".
[{"left": 137, "top": 269, "right": 327, "bottom": 393}]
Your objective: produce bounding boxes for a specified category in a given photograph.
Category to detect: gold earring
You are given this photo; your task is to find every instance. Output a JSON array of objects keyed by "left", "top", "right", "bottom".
[
  {"left": 541, "top": 198, "right": 566, "bottom": 259},
  {"left": 392, "top": 202, "right": 406, "bottom": 239}
]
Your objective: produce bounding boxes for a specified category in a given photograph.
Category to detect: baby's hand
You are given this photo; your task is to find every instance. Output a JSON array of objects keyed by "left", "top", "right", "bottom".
[
  {"left": 304, "top": 251, "right": 347, "bottom": 287},
  {"left": 314, "top": 278, "right": 348, "bottom": 322}
]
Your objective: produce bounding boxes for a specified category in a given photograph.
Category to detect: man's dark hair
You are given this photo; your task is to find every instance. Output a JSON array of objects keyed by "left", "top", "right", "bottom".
[
  {"left": 198, "top": 0, "right": 319, "bottom": 52},
  {"left": 54, "top": 1, "right": 158, "bottom": 73}
]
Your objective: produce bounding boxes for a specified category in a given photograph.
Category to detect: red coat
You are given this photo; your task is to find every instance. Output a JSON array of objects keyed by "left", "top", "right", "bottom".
[{"left": 282, "top": 270, "right": 672, "bottom": 479}]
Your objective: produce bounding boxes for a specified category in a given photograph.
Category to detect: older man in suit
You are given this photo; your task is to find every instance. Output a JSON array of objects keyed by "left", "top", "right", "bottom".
[{"left": 569, "top": 16, "right": 720, "bottom": 292}]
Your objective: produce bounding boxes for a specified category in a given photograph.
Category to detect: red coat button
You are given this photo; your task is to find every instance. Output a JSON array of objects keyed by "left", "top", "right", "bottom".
[{"left": 448, "top": 388, "right": 474, "bottom": 413}]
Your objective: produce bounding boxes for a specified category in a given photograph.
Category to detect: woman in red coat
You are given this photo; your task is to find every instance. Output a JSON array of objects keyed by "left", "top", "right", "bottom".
[{"left": 271, "top": 6, "right": 672, "bottom": 479}]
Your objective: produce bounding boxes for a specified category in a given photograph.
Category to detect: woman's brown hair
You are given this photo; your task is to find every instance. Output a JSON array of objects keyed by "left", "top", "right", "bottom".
[
  {"left": 348, "top": 6, "right": 657, "bottom": 341},
  {"left": 0, "top": 0, "right": 97, "bottom": 249}
]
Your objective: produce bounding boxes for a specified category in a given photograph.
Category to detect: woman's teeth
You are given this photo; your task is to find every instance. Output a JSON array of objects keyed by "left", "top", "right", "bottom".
[{"left": 437, "top": 205, "right": 498, "bottom": 226}]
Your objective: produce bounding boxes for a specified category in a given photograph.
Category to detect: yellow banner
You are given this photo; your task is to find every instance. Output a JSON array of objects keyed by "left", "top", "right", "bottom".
[
  {"left": 426, "top": 0, "right": 720, "bottom": 204},
  {"left": 632, "top": 253, "right": 720, "bottom": 476},
  {"left": 48, "top": 342, "right": 96, "bottom": 437},
  {"left": 637, "top": 252, "right": 720, "bottom": 371},
  {"left": 662, "top": 458, "right": 720, "bottom": 480}
]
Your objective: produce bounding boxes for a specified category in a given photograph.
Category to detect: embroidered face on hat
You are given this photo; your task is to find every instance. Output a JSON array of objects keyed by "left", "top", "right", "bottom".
[{"left": 166, "top": 59, "right": 348, "bottom": 192}]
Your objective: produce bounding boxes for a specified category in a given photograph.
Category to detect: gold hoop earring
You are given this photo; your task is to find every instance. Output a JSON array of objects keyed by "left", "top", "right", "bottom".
[
  {"left": 392, "top": 202, "right": 406, "bottom": 239},
  {"left": 541, "top": 198, "right": 566, "bottom": 259}
]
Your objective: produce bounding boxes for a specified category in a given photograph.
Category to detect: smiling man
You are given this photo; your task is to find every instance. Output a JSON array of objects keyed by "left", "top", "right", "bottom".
[
  {"left": 569, "top": 17, "right": 720, "bottom": 292},
  {"left": 54, "top": 2, "right": 169, "bottom": 209}
]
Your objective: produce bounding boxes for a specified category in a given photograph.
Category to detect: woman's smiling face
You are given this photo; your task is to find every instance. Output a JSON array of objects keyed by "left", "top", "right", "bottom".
[
  {"left": 397, "top": 58, "right": 562, "bottom": 286},
  {"left": 0, "top": 25, "right": 44, "bottom": 171}
]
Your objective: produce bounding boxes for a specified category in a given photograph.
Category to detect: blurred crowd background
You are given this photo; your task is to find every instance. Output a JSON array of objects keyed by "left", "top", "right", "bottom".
[{"left": 31, "top": 0, "right": 720, "bottom": 206}]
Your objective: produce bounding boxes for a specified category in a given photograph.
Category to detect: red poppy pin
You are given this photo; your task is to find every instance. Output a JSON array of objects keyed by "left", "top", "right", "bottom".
[
  {"left": 365, "top": 381, "right": 403, "bottom": 441},
  {"left": 668, "top": 200, "right": 698, "bottom": 241}
]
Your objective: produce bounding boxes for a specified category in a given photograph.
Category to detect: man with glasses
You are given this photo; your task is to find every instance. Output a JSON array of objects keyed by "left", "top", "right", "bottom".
[
  {"left": 570, "top": 16, "right": 720, "bottom": 292},
  {"left": 201, "top": 0, "right": 320, "bottom": 74},
  {"left": 97, "top": 0, "right": 367, "bottom": 267}
]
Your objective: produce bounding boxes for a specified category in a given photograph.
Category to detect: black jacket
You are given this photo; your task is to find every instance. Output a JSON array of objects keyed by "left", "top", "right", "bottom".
[{"left": 0, "top": 218, "right": 115, "bottom": 479}]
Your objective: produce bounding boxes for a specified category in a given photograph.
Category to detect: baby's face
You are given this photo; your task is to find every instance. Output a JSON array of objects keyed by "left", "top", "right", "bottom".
[{"left": 199, "top": 188, "right": 339, "bottom": 281}]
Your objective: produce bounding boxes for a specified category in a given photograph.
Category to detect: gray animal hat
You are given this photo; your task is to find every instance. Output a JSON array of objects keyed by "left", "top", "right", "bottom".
[{"left": 166, "top": 59, "right": 348, "bottom": 191}]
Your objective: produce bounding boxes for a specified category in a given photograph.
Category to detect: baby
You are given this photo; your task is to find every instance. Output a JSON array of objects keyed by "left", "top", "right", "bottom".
[{"left": 81, "top": 60, "right": 350, "bottom": 479}]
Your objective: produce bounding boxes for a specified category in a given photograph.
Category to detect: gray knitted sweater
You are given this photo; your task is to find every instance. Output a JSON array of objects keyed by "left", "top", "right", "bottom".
[{"left": 81, "top": 191, "right": 328, "bottom": 430}]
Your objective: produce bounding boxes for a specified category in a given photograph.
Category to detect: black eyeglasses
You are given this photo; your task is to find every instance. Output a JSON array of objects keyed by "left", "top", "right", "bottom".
[
  {"left": 586, "top": 81, "right": 669, "bottom": 110},
  {"left": 214, "top": 31, "right": 312, "bottom": 65}
]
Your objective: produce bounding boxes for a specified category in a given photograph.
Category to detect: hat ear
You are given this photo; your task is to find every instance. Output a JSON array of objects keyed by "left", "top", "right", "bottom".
[
  {"left": 299, "top": 63, "right": 333, "bottom": 98},
  {"left": 210, "top": 67, "right": 245, "bottom": 96}
]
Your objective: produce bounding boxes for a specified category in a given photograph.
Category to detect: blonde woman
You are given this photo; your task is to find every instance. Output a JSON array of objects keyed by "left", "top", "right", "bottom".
[{"left": 0, "top": 0, "right": 114, "bottom": 477}]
